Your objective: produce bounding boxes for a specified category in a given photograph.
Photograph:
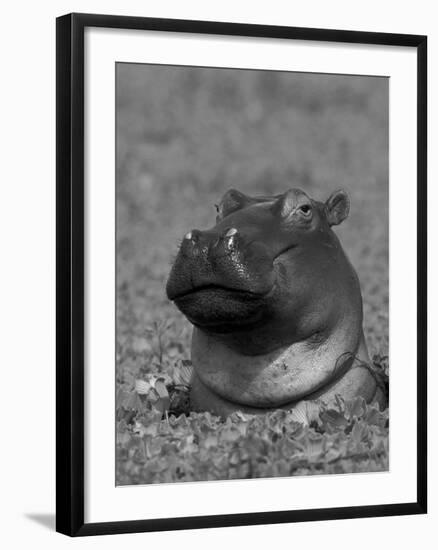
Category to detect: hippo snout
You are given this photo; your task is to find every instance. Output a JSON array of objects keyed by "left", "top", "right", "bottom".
[
  {"left": 167, "top": 226, "right": 275, "bottom": 299},
  {"left": 179, "top": 227, "right": 239, "bottom": 262},
  {"left": 166, "top": 226, "right": 275, "bottom": 330}
]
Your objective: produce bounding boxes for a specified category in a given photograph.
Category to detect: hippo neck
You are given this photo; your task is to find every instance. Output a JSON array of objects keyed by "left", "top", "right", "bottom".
[{"left": 190, "top": 312, "right": 372, "bottom": 410}]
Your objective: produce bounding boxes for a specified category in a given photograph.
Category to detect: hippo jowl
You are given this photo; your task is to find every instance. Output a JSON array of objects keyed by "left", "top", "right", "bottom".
[{"left": 166, "top": 188, "right": 386, "bottom": 417}]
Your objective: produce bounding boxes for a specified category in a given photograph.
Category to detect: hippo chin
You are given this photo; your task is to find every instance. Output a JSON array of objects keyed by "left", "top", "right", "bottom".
[{"left": 166, "top": 188, "right": 386, "bottom": 418}]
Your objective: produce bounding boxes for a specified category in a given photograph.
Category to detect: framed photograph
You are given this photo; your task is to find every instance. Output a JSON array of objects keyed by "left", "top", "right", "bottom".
[{"left": 56, "top": 12, "right": 427, "bottom": 536}]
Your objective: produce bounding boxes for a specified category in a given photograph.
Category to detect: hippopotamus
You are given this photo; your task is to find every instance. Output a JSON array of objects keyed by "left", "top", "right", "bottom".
[{"left": 166, "top": 188, "right": 386, "bottom": 418}]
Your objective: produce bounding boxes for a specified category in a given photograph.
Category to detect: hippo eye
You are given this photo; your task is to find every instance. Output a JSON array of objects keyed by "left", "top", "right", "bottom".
[{"left": 298, "top": 204, "right": 312, "bottom": 216}]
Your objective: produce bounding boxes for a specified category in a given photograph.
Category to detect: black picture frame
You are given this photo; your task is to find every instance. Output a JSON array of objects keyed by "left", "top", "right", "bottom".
[{"left": 56, "top": 12, "right": 427, "bottom": 537}]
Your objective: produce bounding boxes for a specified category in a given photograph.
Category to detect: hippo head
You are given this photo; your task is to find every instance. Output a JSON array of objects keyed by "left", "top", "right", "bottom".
[{"left": 166, "top": 188, "right": 356, "bottom": 356}]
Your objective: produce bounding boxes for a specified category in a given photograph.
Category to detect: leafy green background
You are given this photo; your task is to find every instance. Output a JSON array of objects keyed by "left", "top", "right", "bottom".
[{"left": 116, "top": 64, "right": 389, "bottom": 485}]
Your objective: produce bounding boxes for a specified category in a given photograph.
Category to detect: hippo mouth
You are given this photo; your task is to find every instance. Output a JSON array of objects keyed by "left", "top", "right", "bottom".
[
  {"left": 169, "top": 282, "right": 270, "bottom": 301},
  {"left": 171, "top": 283, "right": 273, "bottom": 332}
]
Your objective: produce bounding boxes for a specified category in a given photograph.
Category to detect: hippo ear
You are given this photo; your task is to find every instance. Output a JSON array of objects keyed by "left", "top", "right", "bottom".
[
  {"left": 325, "top": 190, "right": 350, "bottom": 226},
  {"left": 217, "top": 189, "right": 250, "bottom": 221}
]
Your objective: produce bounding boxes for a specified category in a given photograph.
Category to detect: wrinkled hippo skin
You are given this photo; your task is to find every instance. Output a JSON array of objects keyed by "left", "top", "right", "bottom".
[{"left": 166, "top": 188, "right": 387, "bottom": 417}]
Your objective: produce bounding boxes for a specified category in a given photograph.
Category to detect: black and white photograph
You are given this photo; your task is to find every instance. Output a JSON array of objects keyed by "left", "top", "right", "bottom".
[
  {"left": 116, "top": 63, "right": 389, "bottom": 485},
  {"left": 0, "top": 1, "right": 432, "bottom": 547},
  {"left": 54, "top": 10, "right": 426, "bottom": 537}
]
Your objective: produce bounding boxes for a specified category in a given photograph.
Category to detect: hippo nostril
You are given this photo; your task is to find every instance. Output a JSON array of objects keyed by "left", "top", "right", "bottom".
[
  {"left": 184, "top": 229, "right": 202, "bottom": 243},
  {"left": 181, "top": 229, "right": 201, "bottom": 258},
  {"left": 223, "top": 228, "right": 238, "bottom": 252},
  {"left": 226, "top": 239, "right": 237, "bottom": 252}
]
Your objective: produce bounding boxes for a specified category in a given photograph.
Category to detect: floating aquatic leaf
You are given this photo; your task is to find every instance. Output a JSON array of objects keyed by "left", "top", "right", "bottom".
[
  {"left": 135, "top": 379, "right": 151, "bottom": 395},
  {"left": 289, "top": 402, "right": 309, "bottom": 425},
  {"left": 174, "top": 363, "right": 193, "bottom": 386},
  {"left": 121, "top": 390, "right": 144, "bottom": 412},
  {"left": 320, "top": 408, "right": 349, "bottom": 429},
  {"left": 150, "top": 379, "right": 171, "bottom": 413},
  {"left": 345, "top": 397, "right": 366, "bottom": 420}
]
